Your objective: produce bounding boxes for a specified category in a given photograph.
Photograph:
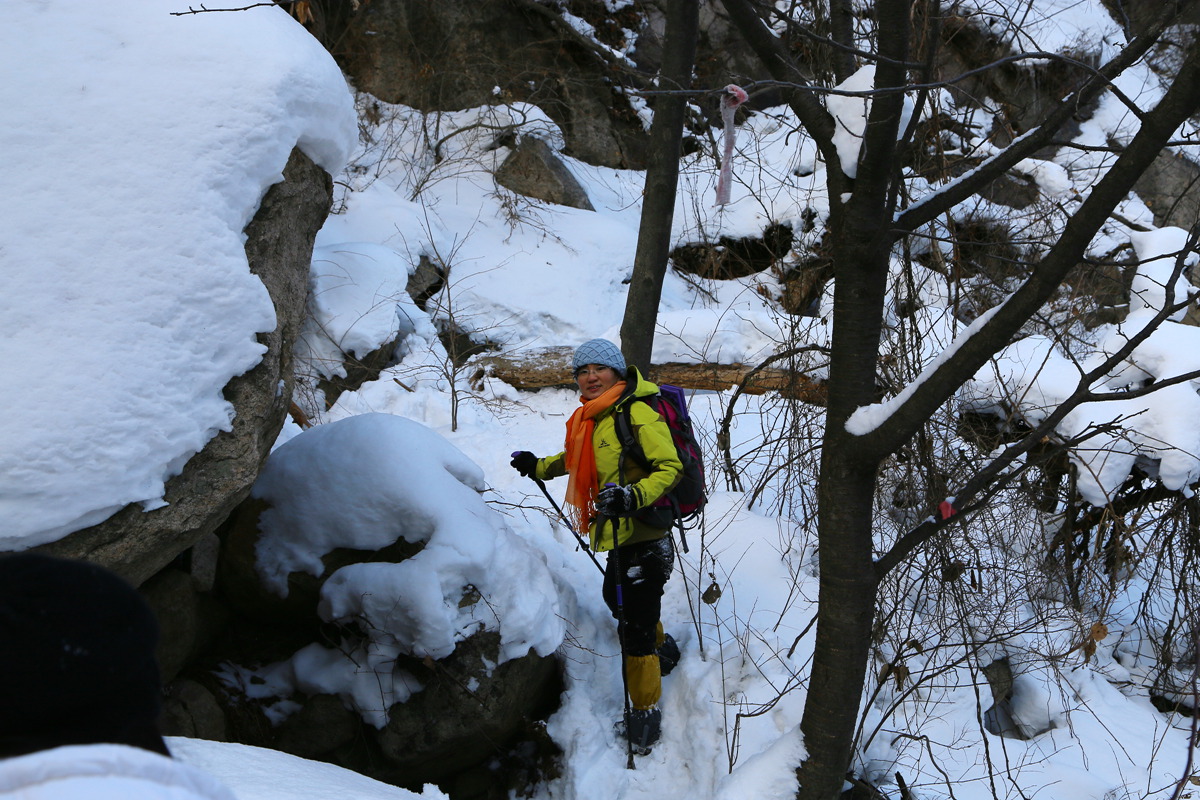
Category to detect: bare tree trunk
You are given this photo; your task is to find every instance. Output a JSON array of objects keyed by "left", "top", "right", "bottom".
[
  {"left": 829, "top": 0, "right": 858, "bottom": 81},
  {"left": 796, "top": 0, "right": 912, "bottom": 783},
  {"left": 713, "top": 0, "right": 1200, "bottom": 797},
  {"left": 619, "top": 0, "right": 699, "bottom": 371}
]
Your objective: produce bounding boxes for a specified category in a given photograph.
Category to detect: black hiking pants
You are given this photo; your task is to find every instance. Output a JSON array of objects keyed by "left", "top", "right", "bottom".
[{"left": 602, "top": 535, "right": 674, "bottom": 656}]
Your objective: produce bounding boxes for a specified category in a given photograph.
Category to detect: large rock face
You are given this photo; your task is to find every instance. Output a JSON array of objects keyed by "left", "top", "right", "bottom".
[
  {"left": 337, "top": 0, "right": 650, "bottom": 169},
  {"left": 36, "top": 148, "right": 334, "bottom": 587},
  {"left": 633, "top": 0, "right": 780, "bottom": 109},
  {"left": 1135, "top": 150, "right": 1200, "bottom": 230},
  {"left": 328, "top": 0, "right": 779, "bottom": 170}
]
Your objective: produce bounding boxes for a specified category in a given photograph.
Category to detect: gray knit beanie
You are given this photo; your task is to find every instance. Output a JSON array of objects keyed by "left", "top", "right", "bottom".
[{"left": 573, "top": 338, "right": 626, "bottom": 376}]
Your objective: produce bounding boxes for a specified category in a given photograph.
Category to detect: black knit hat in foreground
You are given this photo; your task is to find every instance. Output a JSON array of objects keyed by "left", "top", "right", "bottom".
[{"left": 0, "top": 552, "right": 168, "bottom": 757}]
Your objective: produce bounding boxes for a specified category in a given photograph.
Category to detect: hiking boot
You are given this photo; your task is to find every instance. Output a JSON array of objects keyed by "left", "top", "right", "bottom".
[
  {"left": 658, "top": 633, "right": 680, "bottom": 676},
  {"left": 624, "top": 706, "right": 661, "bottom": 754}
]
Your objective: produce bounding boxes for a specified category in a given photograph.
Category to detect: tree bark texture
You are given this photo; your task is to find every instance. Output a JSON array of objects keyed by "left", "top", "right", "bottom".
[{"left": 619, "top": 0, "right": 700, "bottom": 371}]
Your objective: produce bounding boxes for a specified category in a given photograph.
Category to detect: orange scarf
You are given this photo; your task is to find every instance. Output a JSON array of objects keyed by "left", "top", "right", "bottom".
[{"left": 563, "top": 381, "right": 626, "bottom": 534}]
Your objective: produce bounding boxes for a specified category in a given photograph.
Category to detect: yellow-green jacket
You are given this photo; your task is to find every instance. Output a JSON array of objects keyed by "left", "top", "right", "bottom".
[{"left": 535, "top": 367, "right": 682, "bottom": 551}]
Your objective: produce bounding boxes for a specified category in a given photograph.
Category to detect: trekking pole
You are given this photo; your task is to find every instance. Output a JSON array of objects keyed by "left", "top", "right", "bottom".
[
  {"left": 603, "top": 504, "right": 636, "bottom": 770},
  {"left": 513, "top": 454, "right": 605, "bottom": 575}
]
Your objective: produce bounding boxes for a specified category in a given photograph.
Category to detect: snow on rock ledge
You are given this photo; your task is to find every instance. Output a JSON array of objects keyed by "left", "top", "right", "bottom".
[
  {"left": 0, "top": 1, "right": 356, "bottom": 550},
  {"left": 960, "top": 226, "right": 1200, "bottom": 505}
]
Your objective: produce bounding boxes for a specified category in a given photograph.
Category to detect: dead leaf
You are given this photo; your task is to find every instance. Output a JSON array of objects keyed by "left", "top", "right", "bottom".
[
  {"left": 702, "top": 580, "right": 722, "bottom": 605},
  {"left": 288, "top": 400, "right": 312, "bottom": 429},
  {"left": 459, "top": 585, "right": 481, "bottom": 608},
  {"left": 1090, "top": 621, "right": 1109, "bottom": 641},
  {"left": 291, "top": 1, "right": 314, "bottom": 24},
  {"left": 940, "top": 561, "right": 966, "bottom": 582}
]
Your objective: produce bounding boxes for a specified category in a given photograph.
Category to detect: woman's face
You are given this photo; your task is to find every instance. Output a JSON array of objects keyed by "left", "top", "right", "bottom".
[{"left": 576, "top": 364, "right": 619, "bottom": 400}]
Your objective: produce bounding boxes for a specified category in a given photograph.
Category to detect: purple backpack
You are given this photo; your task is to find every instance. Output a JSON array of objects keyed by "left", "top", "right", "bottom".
[{"left": 615, "top": 384, "right": 707, "bottom": 539}]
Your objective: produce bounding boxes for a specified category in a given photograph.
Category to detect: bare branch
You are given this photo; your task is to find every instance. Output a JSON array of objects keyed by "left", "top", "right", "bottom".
[
  {"left": 895, "top": 0, "right": 1198, "bottom": 232},
  {"left": 859, "top": 34, "right": 1200, "bottom": 461},
  {"left": 876, "top": 233, "right": 1200, "bottom": 575},
  {"left": 718, "top": 0, "right": 841, "bottom": 187},
  {"left": 170, "top": 1, "right": 297, "bottom": 16}
]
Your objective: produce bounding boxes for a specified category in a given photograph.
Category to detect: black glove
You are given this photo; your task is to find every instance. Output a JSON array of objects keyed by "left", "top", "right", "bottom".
[
  {"left": 596, "top": 484, "right": 637, "bottom": 516},
  {"left": 510, "top": 451, "right": 538, "bottom": 477}
]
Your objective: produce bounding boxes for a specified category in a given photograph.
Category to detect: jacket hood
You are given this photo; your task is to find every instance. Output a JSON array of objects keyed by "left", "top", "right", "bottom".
[{"left": 616, "top": 366, "right": 660, "bottom": 406}]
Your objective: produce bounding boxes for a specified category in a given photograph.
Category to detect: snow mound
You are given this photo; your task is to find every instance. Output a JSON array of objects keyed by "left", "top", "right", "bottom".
[
  {"left": 169, "top": 737, "right": 448, "bottom": 800},
  {"left": 251, "top": 413, "right": 564, "bottom": 725}
]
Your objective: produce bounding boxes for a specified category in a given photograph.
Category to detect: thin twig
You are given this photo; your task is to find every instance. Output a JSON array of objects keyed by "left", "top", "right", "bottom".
[{"left": 170, "top": 1, "right": 298, "bottom": 16}]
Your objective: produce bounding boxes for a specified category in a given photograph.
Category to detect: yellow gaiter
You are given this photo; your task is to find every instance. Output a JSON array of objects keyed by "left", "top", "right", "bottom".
[{"left": 626, "top": 654, "right": 662, "bottom": 710}]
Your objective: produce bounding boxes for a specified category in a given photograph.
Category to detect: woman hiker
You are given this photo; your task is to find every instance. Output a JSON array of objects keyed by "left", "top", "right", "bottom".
[{"left": 510, "top": 338, "right": 682, "bottom": 753}]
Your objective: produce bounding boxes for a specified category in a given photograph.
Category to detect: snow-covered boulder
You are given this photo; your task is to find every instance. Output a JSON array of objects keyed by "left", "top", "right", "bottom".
[
  {"left": 495, "top": 135, "right": 595, "bottom": 211},
  {"left": 37, "top": 149, "right": 337, "bottom": 586},
  {"left": 213, "top": 413, "right": 565, "bottom": 785},
  {"left": 2, "top": 2, "right": 357, "bottom": 585}
]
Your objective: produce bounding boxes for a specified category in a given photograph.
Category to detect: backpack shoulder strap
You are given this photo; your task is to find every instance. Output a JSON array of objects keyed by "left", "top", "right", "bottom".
[{"left": 614, "top": 397, "right": 653, "bottom": 471}]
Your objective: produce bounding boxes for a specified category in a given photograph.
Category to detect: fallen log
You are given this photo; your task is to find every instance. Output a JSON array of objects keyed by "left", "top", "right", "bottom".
[{"left": 471, "top": 347, "right": 827, "bottom": 406}]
